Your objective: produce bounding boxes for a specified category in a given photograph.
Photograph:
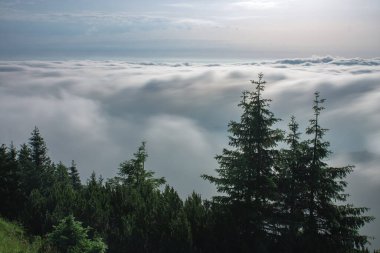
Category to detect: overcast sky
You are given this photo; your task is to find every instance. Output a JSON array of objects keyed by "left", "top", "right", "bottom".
[{"left": 0, "top": 0, "right": 379, "bottom": 59}]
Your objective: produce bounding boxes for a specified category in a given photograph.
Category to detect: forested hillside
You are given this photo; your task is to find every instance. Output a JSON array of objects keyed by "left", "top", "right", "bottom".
[{"left": 0, "top": 74, "right": 375, "bottom": 253}]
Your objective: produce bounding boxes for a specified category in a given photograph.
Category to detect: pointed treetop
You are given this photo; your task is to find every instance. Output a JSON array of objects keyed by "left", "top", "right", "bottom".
[
  {"left": 118, "top": 142, "right": 165, "bottom": 189},
  {"left": 69, "top": 160, "right": 81, "bottom": 189},
  {"left": 312, "top": 91, "right": 326, "bottom": 117},
  {"left": 29, "top": 126, "right": 51, "bottom": 168}
]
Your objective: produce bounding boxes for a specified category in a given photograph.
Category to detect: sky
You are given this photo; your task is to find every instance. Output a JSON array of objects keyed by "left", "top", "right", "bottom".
[
  {"left": 0, "top": 0, "right": 379, "bottom": 59},
  {"left": 0, "top": 0, "right": 380, "bottom": 250}
]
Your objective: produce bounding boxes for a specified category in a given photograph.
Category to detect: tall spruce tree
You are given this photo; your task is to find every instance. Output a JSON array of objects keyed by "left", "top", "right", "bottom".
[
  {"left": 28, "top": 127, "right": 53, "bottom": 191},
  {"left": 69, "top": 160, "right": 82, "bottom": 190},
  {"left": 29, "top": 127, "right": 51, "bottom": 169},
  {"left": 203, "top": 73, "right": 283, "bottom": 251},
  {"left": 302, "top": 92, "right": 373, "bottom": 252},
  {"left": 18, "top": 143, "right": 35, "bottom": 197},
  {"left": 21, "top": 128, "right": 55, "bottom": 234},
  {"left": 276, "top": 116, "right": 310, "bottom": 252}
]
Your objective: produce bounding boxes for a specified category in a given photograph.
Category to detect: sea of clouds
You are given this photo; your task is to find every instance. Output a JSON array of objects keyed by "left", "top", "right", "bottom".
[{"left": 0, "top": 56, "right": 379, "bottom": 247}]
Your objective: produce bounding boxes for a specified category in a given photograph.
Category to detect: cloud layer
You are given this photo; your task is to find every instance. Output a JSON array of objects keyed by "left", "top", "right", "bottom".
[{"left": 0, "top": 57, "right": 379, "bottom": 247}]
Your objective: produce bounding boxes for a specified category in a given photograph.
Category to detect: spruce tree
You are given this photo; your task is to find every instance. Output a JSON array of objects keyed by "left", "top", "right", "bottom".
[
  {"left": 184, "top": 192, "right": 208, "bottom": 252},
  {"left": 80, "top": 171, "right": 110, "bottom": 238},
  {"left": 0, "top": 143, "right": 24, "bottom": 220},
  {"left": 69, "top": 160, "right": 82, "bottom": 190},
  {"left": 0, "top": 144, "right": 12, "bottom": 217},
  {"left": 29, "top": 126, "right": 51, "bottom": 169},
  {"left": 5, "top": 143, "right": 23, "bottom": 220},
  {"left": 159, "top": 186, "right": 192, "bottom": 253},
  {"left": 203, "top": 73, "right": 283, "bottom": 251},
  {"left": 18, "top": 143, "right": 35, "bottom": 199},
  {"left": 276, "top": 116, "right": 310, "bottom": 252},
  {"left": 20, "top": 128, "right": 55, "bottom": 234},
  {"left": 28, "top": 127, "right": 54, "bottom": 191},
  {"left": 118, "top": 142, "right": 165, "bottom": 189},
  {"left": 302, "top": 92, "right": 373, "bottom": 252}
]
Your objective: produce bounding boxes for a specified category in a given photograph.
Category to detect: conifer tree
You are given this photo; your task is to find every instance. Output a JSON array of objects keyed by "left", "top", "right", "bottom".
[
  {"left": 0, "top": 144, "right": 13, "bottom": 218},
  {"left": 118, "top": 142, "right": 165, "bottom": 189},
  {"left": 29, "top": 127, "right": 51, "bottom": 169},
  {"left": 5, "top": 143, "right": 23, "bottom": 219},
  {"left": 159, "top": 186, "right": 192, "bottom": 253},
  {"left": 17, "top": 143, "right": 35, "bottom": 204},
  {"left": 49, "top": 162, "right": 77, "bottom": 223},
  {"left": 45, "top": 215, "right": 107, "bottom": 253},
  {"left": 203, "top": 73, "right": 283, "bottom": 251},
  {"left": 276, "top": 116, "right": 310, "bottom": 252},
  {"left": 20, "top": 128, "right": 55, "bottom": 234},
  {"left": 27, "top": 127, "right": 54, "bottom": 192},
  {"left": 69, "top": 160, "right": 82, "bottom": 190},
  {"left": 80, "top": 171, "right": 110, "bottom": 238},
  {"left": 184, "top": 192, "right": 208, "bottom": 252},
  {"left": 302, "top": 92, "right": 373, "bottom": 252},
  {"left": 0, "top": 143, "right": 25, "bottom": 220}
]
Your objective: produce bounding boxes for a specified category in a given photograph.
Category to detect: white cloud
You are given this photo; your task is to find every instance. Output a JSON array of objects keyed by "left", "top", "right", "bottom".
[
  {"left": 0, "top": 58, "right": 379, "bottom": 248},
  {"left": 1, "top": 57, "right": 379, "bottom": 183}
]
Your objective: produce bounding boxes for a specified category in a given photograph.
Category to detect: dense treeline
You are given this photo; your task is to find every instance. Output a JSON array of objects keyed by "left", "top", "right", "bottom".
[{"left": 0, "top": 73, "right": 375, "bottom": 252}]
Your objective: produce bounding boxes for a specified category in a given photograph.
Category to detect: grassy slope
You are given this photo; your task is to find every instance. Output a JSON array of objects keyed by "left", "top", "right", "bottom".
[{"left": 0, "top": 217, "right": 40, "bottom": 253}]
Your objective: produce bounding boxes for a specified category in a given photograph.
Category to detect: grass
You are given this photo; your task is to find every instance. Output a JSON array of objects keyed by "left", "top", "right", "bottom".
[{"left": 0, "top": 217, "right": 41, "bottom": 253}]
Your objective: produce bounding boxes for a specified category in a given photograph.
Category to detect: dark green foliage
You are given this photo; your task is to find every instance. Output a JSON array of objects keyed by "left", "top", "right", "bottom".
[
  {"left": 29, "top": 127, "right": 51, "bottom": 169},
  {"left": 69, "top": 160, "right": 81, "bottom": 190},
  {"left": 0, "top": 143, "right": 23, "bottom": 220},
  {"left": 276, "top": 116, "right": 310, "bottom": 252},
  {"left": 158, "top": 186, "right": 192, "bottom": 253},
  {"left": 203, "top": 73, "right": 284, "bottom": 251},
  {"left": 47, "top": 162, "right": 78, "bottom": 227},
  {"left": 45, "top": 215, "right": 107, "bottom": 253},
  {"left": 299, "top": 92, "right": 374, "bottom": 252},
  {"left": 18, "top": 143, "right": 34, "bottom": 194},
  {"left": 78, "top": 172, "right": 110, "bottom": 240},
  {"left": 13, "top": 130, "right": 79, "bottom": 235},
  {"left": 117, "top": 142, "right": 166, "bottom": 188},
  {"left": 106, "top": 144, "right": 191, "bottom": 253},
  {"left": 184, "top": 192, "right": 209, "bottom": 252},
  {"left": 203, "top": 77, "right": 372, "bottom": 252}
]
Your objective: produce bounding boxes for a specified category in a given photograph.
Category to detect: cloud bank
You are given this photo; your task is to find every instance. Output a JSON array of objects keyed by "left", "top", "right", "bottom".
[
  {"left": 273, "top": 55, "right": 380, "bottom": 66},
  {"left": 0, "top": 57, "right": 379, "bottom": 247}
]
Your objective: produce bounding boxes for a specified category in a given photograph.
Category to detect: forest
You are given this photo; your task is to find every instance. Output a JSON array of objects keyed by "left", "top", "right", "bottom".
[{"left": 0, "top": 73, "right": 375, "bottom": 253}]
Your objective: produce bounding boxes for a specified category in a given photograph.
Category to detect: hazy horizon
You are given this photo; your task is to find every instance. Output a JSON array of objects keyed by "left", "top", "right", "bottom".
[{"left": 1, "top": 0, "right": 379, "bottom": 60}]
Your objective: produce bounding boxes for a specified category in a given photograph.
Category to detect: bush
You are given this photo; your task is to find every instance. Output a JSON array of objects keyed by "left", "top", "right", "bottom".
[{"left": 45, "top": 215, "right": 107, "bottom": 253}]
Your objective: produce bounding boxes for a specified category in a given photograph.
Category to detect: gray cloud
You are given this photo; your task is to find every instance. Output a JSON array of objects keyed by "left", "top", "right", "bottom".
[
  {"left": 272, "top": 55, "right": 380, "bottom": 66},
  {"left": 0, "top": 66, "right": 25, "bottom": 72},
  {"left": 0, "top": 59, "right": 379, "bottom": 248}
]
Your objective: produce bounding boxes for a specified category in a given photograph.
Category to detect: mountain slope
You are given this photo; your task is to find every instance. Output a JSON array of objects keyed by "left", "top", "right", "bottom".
[{"left": 0, "top": 217, "right": 40, "bottom": 253}]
